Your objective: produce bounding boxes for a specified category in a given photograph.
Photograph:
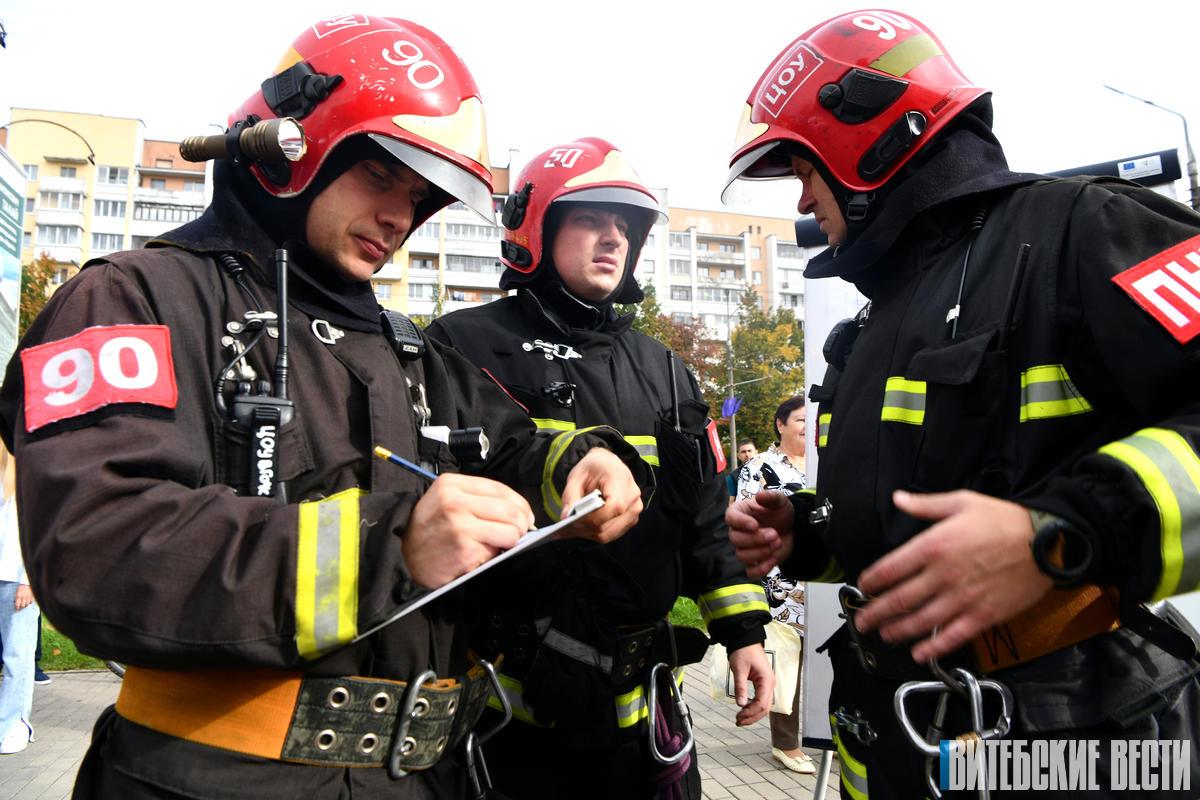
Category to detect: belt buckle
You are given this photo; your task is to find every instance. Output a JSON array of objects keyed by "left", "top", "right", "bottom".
[{"left": 387, "top": 669, "right": 437, "bottom": 780}]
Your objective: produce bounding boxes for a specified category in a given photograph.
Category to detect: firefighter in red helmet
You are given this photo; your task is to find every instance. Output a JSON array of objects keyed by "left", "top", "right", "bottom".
[
  {"left": 427, "top": 138, "right": 774, "bottom": 799},
  {"left": 725, "top": 9, "right": 1200, "bottom": 799},
  {"left": 0, "top": 16, "right": 647, "bottom": 799}
]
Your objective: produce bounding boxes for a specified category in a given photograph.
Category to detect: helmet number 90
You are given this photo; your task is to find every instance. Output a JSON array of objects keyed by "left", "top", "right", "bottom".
[
  {"left": 544, "top": 148, "right": 584, "bottom": 169},
  {"left": 382, "top": 40, "right": 445, "bottom": 90},
  {"left": 852, "top": 11, "right": 912, "bottom": 41}
]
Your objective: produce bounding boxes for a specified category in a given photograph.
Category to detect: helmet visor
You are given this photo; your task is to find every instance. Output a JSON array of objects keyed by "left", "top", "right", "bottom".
[
  {"left": 368, "top": 133, "right": 496, "bottom": 223},
  {"left": 721, "top": 141, "right": 795, "bottom": 205},
  {"left": 555, "top": 186, "right": 668, "bottom": 226}
]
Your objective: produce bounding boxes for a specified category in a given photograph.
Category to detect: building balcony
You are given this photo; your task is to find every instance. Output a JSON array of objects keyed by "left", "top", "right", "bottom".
[
  {"left": 29, "top": 243, "right": 82, "bottom": 265},
  {"left": 33, "top": 208, "right": 84, "bottom": 227},
  {"left": 38, "top": 176, "right": 86, "bottom": 194},
  {"left": 697, "top": 274, "right": 746, "bottom": 289},
  {"left": 694, "top": 250, "right": 746, "bottom": 266},
  {"left": 133, "top": 186, "right": 206, "bottom": 206},
  {"left": 443, "top": 269, "right": 502, "bottom": 290}
]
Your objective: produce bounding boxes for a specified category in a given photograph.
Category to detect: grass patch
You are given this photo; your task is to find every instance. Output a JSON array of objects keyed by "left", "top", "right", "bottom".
[
  {"left": 40, "top": 619, "right": 106, "bottom": 671},
  {"left": 669, "top": 596, "right": 704, "bottom": 630}
]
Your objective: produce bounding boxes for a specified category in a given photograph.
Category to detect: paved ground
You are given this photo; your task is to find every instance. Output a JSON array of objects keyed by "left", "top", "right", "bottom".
[{"left": 0, "top": 658, "right": 840, "bottom": 799}]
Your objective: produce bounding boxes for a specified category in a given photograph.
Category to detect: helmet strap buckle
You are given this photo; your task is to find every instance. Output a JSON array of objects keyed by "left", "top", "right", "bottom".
[{"left": 846, "top": 192, "right": 874, "bottom": 222}]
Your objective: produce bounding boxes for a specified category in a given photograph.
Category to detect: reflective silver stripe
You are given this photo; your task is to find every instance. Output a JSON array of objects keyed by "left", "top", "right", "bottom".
[
  {"left": 312, "top": 502, "right": 343, "bottom": 651},
  {"left": 830, "top": 714, "right": 870, "bottom": 800},
  {"left": 624, "top": 435, "right": 659, "bottom": 466},
  {"left": 881, "top": 377, "right": 926, "bottom": 425},
  {"left": 542, "top": 627, "right": 614, "bottom": 673},
  {"left": 1019, "top": 365, "right": 1093, "bottom": 421},
  {"left": 615, "top": 685, "right": 649, "bottom": 728}
]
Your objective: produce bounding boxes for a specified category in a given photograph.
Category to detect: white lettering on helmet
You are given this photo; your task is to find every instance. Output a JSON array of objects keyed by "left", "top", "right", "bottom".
[
  {"left": 757, "top": 43, "right": 824, "bottom": 120},
  {"left": 382, "top": 40, "right": 446, "bottom": 90}
]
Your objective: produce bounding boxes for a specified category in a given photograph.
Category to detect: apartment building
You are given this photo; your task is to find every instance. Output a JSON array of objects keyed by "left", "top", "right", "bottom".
[{"left": 0, "top": 108, "right": 206, "bottom": 288}]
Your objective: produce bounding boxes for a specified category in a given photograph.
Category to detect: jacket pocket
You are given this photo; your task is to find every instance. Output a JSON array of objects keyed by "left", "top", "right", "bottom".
[{"left": 215, "top": 416, "right": 315, "bottom": 494}]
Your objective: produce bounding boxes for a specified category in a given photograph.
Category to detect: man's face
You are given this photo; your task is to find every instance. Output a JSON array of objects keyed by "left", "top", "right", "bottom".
[
  {"left": 306, "top": 160, "right": 431, "bottom": 282},
  {"left": 737, "top": 443, "right": 758, "bottom": 464},
  {"left": 550, "top": 204, "right": 630, "bottom": 303},
  {"left": 790, "top": 156, "right": 847, "bottom": 247}
]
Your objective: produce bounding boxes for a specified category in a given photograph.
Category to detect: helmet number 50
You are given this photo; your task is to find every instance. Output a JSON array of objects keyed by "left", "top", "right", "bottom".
[
  {"left": 382, "top": 40, "right": 445, "bottom": 90},
  {"left": 544, "top": 148, "right": 584, "bottom": 169},
  {"left": 852, "top": 11, "right": 912, "bottom": 40}
]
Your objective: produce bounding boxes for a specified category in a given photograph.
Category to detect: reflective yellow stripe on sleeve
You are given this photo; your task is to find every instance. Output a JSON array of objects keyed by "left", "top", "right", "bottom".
[
  {"left": 540, "top": 426, "right": 604, "bottom": 519},
  {"left": 295, "top": 488, "right": 364, "bottom": 660},
  {"left": 831, "top": 714, "right": 870, "bottom": 800},
  {"left": 1098, "top": 427, "right": 1200, "bottom": 599},
  {"left": 615, "top": 669, "right": 684, "bottom": 728},
  {"left": 1019, "top": 365, "right": 1093, "bottom": 422},
  {"left": 818, "top": 413, "right": 831, "bottom": 447},
  {"left": 624, "top": 435, "right": 659, "bottom": 467},
  {"left": 881, "top": 377, "right": 926, "bottom": 425},
  {"left": 697, "top": 584, "right": 770, "bottom": 627}
]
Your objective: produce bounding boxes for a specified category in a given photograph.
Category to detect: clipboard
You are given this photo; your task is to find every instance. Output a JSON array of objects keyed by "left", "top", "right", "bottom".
[{"left": 353, "top": 490, "right": 605, "bottom": 642}]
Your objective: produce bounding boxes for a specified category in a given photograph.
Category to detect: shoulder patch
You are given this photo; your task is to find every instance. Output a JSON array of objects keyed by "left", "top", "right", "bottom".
[
  {"left": 20, "top": 324, "right": 178, "bottom": 432},
  {"left": 1112, "top": 233, "right": 1200, "bottom": 344}
]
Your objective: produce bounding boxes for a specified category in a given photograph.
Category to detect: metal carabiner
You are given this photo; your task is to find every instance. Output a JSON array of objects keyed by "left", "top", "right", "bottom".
[
  {"left": 646, "top": 662, "right": 694, "bottom": 765},
  {"left": 463, "top": 659, "right": 511, "bottom": 799},
  {"left": 388, "top": 668, "right": 438, "bottom": 780}
]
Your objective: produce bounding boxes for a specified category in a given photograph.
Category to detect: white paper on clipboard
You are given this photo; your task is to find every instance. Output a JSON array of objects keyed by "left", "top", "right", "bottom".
[{"left": 353, "top": 490, "right": 605, "bottom": 642}]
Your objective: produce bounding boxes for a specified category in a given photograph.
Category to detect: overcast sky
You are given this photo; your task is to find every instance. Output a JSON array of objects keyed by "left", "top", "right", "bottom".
[{"left": 2, "top": 1, "right": 1198, "bottom": 215}]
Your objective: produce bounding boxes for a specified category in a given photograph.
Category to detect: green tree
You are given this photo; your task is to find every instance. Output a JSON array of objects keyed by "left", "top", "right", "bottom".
[
  {"left": 618, "top": 284, "right": 724, "bottom": 400},
  {"left": 19, "top": 251, "right": 56, "bottom": 336},
  {"left": 723, "top": 287, "right": 805, "bottom": 452}
]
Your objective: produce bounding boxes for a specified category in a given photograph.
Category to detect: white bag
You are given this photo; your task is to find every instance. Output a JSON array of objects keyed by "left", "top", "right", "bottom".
[{"left": 708, "top": 620, "right": 803, "bottom": 715}]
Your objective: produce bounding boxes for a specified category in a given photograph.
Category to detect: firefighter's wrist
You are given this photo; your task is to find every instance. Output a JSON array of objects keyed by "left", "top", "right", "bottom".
[{"left": 1028, "top": 507, "right": 1094, "bottom": 589}]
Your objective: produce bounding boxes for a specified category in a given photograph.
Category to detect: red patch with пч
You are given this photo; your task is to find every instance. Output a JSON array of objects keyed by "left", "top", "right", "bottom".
[
  {"left": 1112, "top": 233, "right": 1200, "bottom": 344},
  {"left": 21, "top": 324, "right": 178, "bottom": 432}
]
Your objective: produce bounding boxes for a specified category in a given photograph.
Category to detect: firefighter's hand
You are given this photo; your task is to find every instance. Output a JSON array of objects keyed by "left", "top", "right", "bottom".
[
  {"left": 726, "top": 491, "right": 795, "bottom": 577},
  {"left": 559, "top": 448, "right": 643, "bottom": 544},
  {"left": 728, "top": 642, "right": 774, "bottom": 726},
  {"left": 403, "top": 473, "right": 535, "bottom": 589},
  {"left": 855, "top": 490, "right": 1054, "bottom": 663}
]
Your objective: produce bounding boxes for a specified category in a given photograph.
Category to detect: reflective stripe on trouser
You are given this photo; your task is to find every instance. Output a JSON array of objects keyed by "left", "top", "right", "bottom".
[
  {"left": 486, "top": 672, "right": 546, "bottom": 726},
  {"left": 1099, "top": 427, "right": 1200, "bottom": 599},
  {"left": 534, "top": 420, "right": 658, "bottom": 467},
  {"left": 880, "top": 377, "right": 926, "bottom": 425},
  {"left": 818, "top": 412, "right": 831, "bottom": 447},
  {"left": 295, "top": 487, "right": 363, "bottom": 659},
  {"left": 697, "top": 584, "right": 770, "bottom": 627},
  {"left": 540, "top": 425, "right": 604, "bottom": 519},
  {"left": 830, "top": 713, "right": 870, "bottom": 800},
  {"left": 1019, "top": 364, "right": 1093, "bottom": 421},
  {"left": 616, "top": 669, "right": 685, "bottom": 729}
]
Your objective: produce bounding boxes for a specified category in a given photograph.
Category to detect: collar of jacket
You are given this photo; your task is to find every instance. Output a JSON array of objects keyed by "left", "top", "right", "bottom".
[
  {"left": 804, "top": 125, "right": 1045, "bottom": 286},
  {"left": 519, "top": 286, "right": 634, "bottom": 340}
]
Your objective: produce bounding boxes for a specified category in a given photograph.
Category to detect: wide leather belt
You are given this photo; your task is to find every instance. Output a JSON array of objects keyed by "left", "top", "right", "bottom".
[
  {"left": 969, "top": 584, "right": 1121, "bottom": 673},
  {"left": 116, "top": 664, "right": 495, "bottom": 774}
]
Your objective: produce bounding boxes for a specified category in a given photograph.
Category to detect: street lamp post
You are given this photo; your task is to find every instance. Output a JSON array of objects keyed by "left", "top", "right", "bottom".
[
  {"left": 2, "top": 118, "right": 97, "bottom": 165},
  {"left": 1105, "top": 85, "right": 1200, "bottom": 211}
]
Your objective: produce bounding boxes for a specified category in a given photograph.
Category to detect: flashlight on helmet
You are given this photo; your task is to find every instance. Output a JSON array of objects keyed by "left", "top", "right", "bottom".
[{"left": 180, "top": 117, "right": 307, "bottom": 166}]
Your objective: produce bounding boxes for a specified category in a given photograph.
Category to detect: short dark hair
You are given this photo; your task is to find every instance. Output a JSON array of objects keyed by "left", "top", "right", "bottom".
[
  {"left": 774, "top": 394, "right": 806, "bottom": 438},
  {"left": 737, "top": 438, "right": 755, "bottom": 448}
]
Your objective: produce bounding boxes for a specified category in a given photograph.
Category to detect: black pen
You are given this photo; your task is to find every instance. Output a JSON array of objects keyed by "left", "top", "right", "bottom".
[{"left": 373, "top": 445, "right": 438, "bottom": 482}]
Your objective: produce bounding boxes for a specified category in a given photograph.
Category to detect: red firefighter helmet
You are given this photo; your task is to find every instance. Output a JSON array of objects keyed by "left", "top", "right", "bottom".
[
  {"left": 500, "top": 137, "right": 667, "bottom": 273},
  {"left": 230, "top": 14, "right": 493, "bottom": 227},
  {"left": 723, "top": 9, "right": 987, "bottom": 199}
]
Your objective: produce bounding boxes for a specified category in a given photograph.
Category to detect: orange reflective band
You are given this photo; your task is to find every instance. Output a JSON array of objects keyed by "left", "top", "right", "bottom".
[{"left": 970, "top": 586, "right": 1120, "bottom": 673}]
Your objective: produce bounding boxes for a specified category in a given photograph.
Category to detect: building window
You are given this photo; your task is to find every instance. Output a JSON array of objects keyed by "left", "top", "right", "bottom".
[
  {"left": 22, "top": 232, "right": 31, "bottom": 249},
  {"left": 644, "top": 234, "right": 655, "bottom": 248},
  {"left": 670, "top": 285, "right": 692, "bottom": 301},
  {"left": 24, "top": 197, "right": 34, "bottom": 213},
  {"left": 671, "top": 312, "right": 690, "bottom": 324},
  {"left": 669, "top": 232, "right": 689, "bottom": 249},
  {"left": 753, "top": 271, "right": 763, "bottom": 285},
  {"left": 184, "top": 180, "right": 204, "bottom": 193},
  {"left": 446, "top": 254, "right": 502, "bottom": 273},
  {"left": 444, "top": 222, "right": 500, "bottom": 240},
  {"left": 373, "top": 282, "right": 392, "bottom": 300},
  {"left": 751, "top": 246, "right": 761, "bottom": 259},
  {"left": 91, "top": 233, "right": 124, "bottom": 252},
  {"left": 97, "top": 166, "right": 129, "bottom": 185},
  {"left": 23, "top": 165, "right": 38, "bottom": 180},
  {"left": 778, "top": 242, "right": 804, "bottom": 259},
  {"left": 94, "top": 199, "right": 127, "bottom": 217},
  {"left": 412, "top": 221, "right": 440, "bottom": 238},
  {"left": 408, "top": 283, "right": 435, "bottom": 299},
  {"left": 150, "top": 178, "right": 167, "bottom": 190},
  {"left": 132, "top": 236, "right": 154, "bottom": 249},
  {"left": 52, "top": 268, "right": 71, "bottom": 285},
  {"left": 410, "top": 256, "right": 436, "bottom": 270},
  {"left": 450, "top": 290, "right": 467, "bottom": 302},
  {"left": 60, "top": 166, "right": 77, "bottom": 178},
  {"left": 719, "top": 243, "right": 738, "bottom": 254},
  {"left": 155, "top": 158, "right": 174, "bottom": 168},
  {"left": 641, "top": 259, "right": 654, "bottom": 274},
  {"left": 669, "top": 259, "right": 690, "bottom": 275},
  {"left": 38, "top": 191, "right": 82, "bottom": 210},
  {"left": 133, "top": 203, "right": 203, "bottom": 223},
  {"left": 36, "top": 225, "right": 81, "bottom": 245}
]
